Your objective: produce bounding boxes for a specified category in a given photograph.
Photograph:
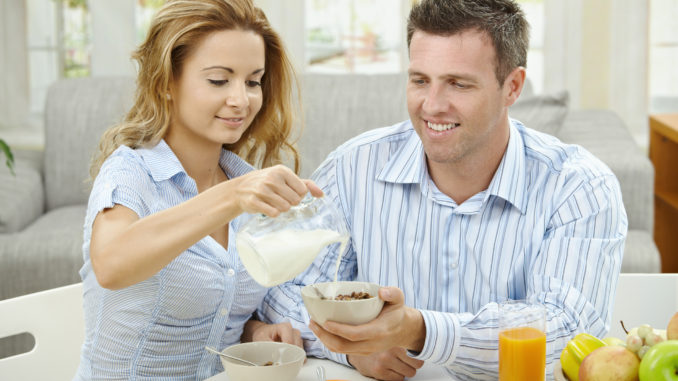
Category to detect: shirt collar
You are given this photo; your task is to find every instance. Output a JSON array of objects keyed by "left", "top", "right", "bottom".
[
  {"left": 485, "top": 119, "right": 528, "bottom": 214},
  {"left": 375, "top": 119, "right": 528, "bottom": 213},
  {"left": 376, "top": 121, "right": 427, "bottom": 184},
  {"left": 138, "top": 139, "right": 254, "bottom": 182}
]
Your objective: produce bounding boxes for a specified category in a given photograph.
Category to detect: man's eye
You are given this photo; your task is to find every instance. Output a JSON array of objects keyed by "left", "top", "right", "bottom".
[
  {"left": 451, "top": 80, "right": 467, "bottom": 89},
  {"left": 411, "top": 78, "right": 426, "bottom": 85},
  {"left": 208, "top": 79, "right": 227, "bottom": 86},
  {"left": 247, "top": 80, "right": 262, "bottom": 88}
]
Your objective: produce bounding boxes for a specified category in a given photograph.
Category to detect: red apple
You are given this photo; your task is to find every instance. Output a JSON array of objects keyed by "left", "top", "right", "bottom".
[
  {"left": 667, "top": 312, "right": 678, "bottom": 340},
  {"left": 579, "top": 346, "right": 640, "bottom": 381}
]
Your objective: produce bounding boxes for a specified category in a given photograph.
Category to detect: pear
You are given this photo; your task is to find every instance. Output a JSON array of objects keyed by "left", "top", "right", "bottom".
[{"left": 579, "top": 346, "right": 639, "bottom": 381}]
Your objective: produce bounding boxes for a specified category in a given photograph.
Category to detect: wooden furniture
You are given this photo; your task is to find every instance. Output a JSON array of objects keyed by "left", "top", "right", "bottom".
[{"left": 650, "top": 113, "right": 678, "bottom": 272}]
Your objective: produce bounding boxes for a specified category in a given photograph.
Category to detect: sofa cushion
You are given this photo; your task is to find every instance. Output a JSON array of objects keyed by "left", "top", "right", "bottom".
[
  {"left": 298, "top": 73, "right": 409, "bottom": 177},
  {"left": 0, "top": 157, "right": 44, "bottom": 233},
  {"left": 0, "top": 205, "right": 85, "bottom": 301},
  {"left": 44, "top": 77, "right": 135, "bottom": 211},
  {"left": 509, "top": 90, "right": 569, "bottom": 136}
]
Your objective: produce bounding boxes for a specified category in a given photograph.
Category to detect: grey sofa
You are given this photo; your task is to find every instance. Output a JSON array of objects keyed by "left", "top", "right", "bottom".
[{"left": 0, "top": 74, "right": 659, "bottom": 356}]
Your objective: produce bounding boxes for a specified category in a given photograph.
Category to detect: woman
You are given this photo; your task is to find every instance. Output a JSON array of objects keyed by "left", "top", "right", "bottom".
[{"left": 74, "top": 0, "right": 320, "bottom": 379}]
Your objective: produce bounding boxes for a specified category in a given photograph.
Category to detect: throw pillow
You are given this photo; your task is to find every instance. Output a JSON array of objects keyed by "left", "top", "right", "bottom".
[{"left": 509, "top": 90, "right": 569, "bottom": 136}]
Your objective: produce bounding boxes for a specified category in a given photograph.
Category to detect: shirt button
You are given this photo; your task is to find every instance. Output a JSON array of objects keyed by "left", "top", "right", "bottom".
[
  {"left": 227, "top": 268, "right": 235, "bottom": 276},
  {"left": 450, "top": 262, "right": 458, "bottom": 269},
  {"left": 220, "top": 308, "right": 228, "bottom": 316}
]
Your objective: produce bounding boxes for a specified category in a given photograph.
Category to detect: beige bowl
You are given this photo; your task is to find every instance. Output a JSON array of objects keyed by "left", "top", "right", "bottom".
[
  {"left": 553, "top": 360, "right": 569, "bottom": 381},
  {"left": 301, "top": 281, "right": 384, "bottom": 325},
  {"left": 218, "top": 341, "right": 305, "bottom": 381}
]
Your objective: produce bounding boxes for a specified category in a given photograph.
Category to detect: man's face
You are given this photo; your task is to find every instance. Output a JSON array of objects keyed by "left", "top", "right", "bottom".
[{"left": 406, "top": 29, "right": 512, "bottom": 170}]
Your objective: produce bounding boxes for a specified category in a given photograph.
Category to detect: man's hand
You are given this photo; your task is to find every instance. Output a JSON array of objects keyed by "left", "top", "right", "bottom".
[
  {"left": 243, "top": 320, "right": 303, "bottom": 349},
  {"left": 309, "top": 287, "right": 426, "bottom": 355},
  {"left": 348, "top": 347, "right": 424, "bottom": 381}
]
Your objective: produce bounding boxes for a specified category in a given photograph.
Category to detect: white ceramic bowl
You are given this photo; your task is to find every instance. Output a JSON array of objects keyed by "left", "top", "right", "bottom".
[
  {"left": 301, "top": 281, "right": 384, "bottom": 325},
  {"left": 218, "top": 342, "right": 305, "bottom": 381}
]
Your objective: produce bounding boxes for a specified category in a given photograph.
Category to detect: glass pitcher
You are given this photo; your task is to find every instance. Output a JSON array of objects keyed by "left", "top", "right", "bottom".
[{"left": 235, "top": 195, "right": 349, "bottom": 287}]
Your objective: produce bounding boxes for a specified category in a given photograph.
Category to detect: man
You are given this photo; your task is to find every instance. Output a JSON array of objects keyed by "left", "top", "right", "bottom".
[{"left": 261, "top": 0, "right": 627, "bottom": 380}]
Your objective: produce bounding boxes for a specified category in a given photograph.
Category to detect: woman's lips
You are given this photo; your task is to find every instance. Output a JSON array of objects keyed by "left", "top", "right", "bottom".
[{"left": 216, "top": 116, "right": 245, "bottom": 127}]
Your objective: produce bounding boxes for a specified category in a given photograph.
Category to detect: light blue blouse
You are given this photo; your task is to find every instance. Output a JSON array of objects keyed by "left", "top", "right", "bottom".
[{"left": 75, "top": 140, "right": 266, "bottom": 380}]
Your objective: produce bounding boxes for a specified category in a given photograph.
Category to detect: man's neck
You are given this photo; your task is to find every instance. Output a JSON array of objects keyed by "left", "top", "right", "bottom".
[{"left": 427, "top": 127, "right": 510, "bottom": 205}]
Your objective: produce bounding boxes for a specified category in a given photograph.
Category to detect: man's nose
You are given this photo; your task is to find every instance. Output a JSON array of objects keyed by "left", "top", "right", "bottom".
[{"left": 422, "top": 84, "right": 448, "bottom": 114}]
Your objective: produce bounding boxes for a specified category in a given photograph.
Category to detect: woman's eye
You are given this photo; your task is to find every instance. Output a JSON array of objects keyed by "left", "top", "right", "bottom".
[
  {"left": 247, "top": 80, "right": 262, "bottom": 88},
  {"left": 208, "top": 79, "right": 227, "bottom": 86}
]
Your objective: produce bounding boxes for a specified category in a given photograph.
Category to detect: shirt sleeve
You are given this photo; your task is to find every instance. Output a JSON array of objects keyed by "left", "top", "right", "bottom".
[
  {"left": 85, "top": 151, "right": 154, "bottom": 230},
  {"left": 258, "top": 154, "right": 357, "bottom": 365},
  {"left": 410, "top": 173, "right": 627, "bottom": 378}
]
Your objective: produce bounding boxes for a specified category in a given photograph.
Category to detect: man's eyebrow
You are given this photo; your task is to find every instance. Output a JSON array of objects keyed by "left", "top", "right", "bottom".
[
  {"left": 409, "top": 70, "right": 477, "bottom": 82},
  {"left": 201, "top": 66, "right": 265, "bottom": 75}
]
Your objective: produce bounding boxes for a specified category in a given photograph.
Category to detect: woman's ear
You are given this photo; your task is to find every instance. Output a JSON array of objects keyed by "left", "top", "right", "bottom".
[{"left": 503, "top": 66, "right": 526, "bottom": 107}]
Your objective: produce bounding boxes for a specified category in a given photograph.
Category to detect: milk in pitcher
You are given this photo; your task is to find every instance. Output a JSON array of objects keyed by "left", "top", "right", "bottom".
[{"left": 236, "top": 228, "right": 348, "bottom": 287}]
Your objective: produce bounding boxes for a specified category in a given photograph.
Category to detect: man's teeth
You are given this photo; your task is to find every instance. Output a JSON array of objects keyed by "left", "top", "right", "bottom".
[{"left": 427, "top": 121, "right": 460, "bottom": 131}]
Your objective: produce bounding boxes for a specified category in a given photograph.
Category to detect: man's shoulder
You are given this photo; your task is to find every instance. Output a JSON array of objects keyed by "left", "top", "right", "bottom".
[
  {"left": 518, "top": 123, "right": 615, "bottom": 181},
  {"left": 330, "top": 120, "right": 415, "bottom": 158}
]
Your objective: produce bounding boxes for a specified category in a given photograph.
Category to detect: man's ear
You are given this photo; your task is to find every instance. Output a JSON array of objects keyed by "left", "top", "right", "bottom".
[{"left": 503, "top": 66, "right": 526, "bottom": 107}]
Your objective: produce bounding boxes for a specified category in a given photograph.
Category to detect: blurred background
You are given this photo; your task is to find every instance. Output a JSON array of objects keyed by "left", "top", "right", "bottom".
[{"left": 0, "top": 0, "right": 676, "bottom": 151}]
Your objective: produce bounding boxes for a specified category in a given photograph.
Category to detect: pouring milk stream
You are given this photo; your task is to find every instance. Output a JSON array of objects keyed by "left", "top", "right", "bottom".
[{"left": 235, "top": 195, "right": 349, "bottom": 288}]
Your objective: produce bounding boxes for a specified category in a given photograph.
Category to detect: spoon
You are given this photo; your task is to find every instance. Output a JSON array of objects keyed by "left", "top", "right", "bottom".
[
  {"left": 204, "top": 346, "right": 258, "bottom": 366},
  {"left": 316, "top": 365, "right": 326, "bottom": 381},
  {"left": 311, "top": 284, "right": 330, "bottom": 300}
]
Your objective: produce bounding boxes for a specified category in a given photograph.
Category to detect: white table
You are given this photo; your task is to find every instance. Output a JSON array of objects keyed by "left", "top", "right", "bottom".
[{"left": 205, "top": 357, "right": 450, "bottom": 380}]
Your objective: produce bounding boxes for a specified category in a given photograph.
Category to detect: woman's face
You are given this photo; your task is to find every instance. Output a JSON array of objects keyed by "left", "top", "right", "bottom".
[{"left": 168, "top": 29, "right": 265, "bottom": 148}]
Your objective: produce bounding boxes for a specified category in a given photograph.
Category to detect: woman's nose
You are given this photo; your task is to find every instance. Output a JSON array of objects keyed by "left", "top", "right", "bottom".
[{"left": 226, "top": 82, "right": 249, "bottom": 109}]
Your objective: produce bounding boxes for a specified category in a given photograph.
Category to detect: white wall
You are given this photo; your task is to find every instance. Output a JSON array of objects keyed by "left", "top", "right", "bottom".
[
  {"left": 0, "top": 0, "right": 29, "bottom": 129},
  {"left": 89, "top": 0, "right": 137, "bottom": 76}
]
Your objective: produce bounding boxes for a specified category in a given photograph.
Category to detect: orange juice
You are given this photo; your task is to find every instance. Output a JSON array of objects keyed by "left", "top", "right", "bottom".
[{"left": 499, "top": 326, "right": 546, "bottom": 381}]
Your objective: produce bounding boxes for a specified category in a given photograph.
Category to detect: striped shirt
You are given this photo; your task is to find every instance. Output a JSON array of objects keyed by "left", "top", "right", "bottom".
[
  {"left": 75, "top": 140, "right": 266, "bottom": 380},
  {"left": 260, "top": 119, "right": 627, "bottom": 380}
]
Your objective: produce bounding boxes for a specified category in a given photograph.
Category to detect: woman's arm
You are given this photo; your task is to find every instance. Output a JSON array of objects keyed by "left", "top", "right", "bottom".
[{"left": 90, "top": 165, "right": 322, "bottom": 289}]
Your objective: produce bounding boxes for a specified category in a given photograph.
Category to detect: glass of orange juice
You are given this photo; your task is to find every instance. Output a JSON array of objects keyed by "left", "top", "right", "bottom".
[{"left": 498, "top": 300, "right": 546, "bottom": 381}]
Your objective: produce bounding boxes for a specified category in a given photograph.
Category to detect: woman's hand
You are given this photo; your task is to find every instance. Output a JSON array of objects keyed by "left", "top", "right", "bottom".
[
  {"left": 242, "top": 319, "right": 304, "bottom": 349},
  {"left": 231, "top": 164, "right": 323, "bottom": 217}
]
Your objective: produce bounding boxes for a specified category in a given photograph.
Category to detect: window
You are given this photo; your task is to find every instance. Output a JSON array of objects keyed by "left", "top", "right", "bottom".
[
  {"left": 27, "top": 0, "right": 90, "bottom": 117},
  {"left": 649, "top": 0, "right": 678, "bottom": 113},
  {"left": 305, "top": 0, "right": 406, "bottom": 73},
  {"left": 517, "top": 0, "right": 544, "bottom": 94}
]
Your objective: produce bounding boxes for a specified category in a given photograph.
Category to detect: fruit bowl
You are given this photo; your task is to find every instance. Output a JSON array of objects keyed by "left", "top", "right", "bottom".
[{"left": 553, "top": 361, "right": 568, "bottom": 381}]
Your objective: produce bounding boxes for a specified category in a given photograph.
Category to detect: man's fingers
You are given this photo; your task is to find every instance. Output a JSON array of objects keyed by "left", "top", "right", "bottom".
[
  {"left": 394, "top": 347, "right": 425, "bottom": 369},
  {"left": 379, "top": 286, "right": 405, "bottom": 305},
  {"left": 321, "top": 319, "right": 380, "bottom": 342}
]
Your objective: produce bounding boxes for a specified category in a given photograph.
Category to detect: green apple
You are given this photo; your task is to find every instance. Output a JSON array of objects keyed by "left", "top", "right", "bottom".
[
  {"left": 579, "top": 346, "right": 639, "bottom": 381},
  {"left": 639, "top": 340, "right": 678, "bottom": 380},
  {"left": 603, "top": 336, "right": 626, "bottom": 347}
]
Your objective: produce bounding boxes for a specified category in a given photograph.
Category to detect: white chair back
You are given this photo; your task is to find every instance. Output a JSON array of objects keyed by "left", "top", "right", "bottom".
[
  {"left": 0, "top": 283, "right": 84, "bottom": 380},
  {"left": 609, "top": 273, "right": 678, "bottom": 339}
]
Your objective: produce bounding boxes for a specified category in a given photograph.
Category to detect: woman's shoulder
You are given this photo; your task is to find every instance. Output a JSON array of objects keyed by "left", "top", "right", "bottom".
[{"left": 96, "top": 145, "right": 150, "bottom": 184}]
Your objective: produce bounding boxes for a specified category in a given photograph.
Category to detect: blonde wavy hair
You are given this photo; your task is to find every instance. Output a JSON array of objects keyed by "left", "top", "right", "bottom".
[{"left": 89, "top": 0, "right": 300, "bottom": 180}]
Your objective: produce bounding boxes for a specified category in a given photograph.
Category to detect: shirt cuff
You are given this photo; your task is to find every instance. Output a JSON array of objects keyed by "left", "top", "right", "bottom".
[
  {"left": 409, "top": 309, "right": 460, "bottom": 367},
  {"left": 322, "top": 347, "right": 350, "bottom": 366}
]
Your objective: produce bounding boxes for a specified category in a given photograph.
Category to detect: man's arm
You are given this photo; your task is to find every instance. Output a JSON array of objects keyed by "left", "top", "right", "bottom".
[{"left": 307, "top": 173, "right": 627, "bottom": 377}]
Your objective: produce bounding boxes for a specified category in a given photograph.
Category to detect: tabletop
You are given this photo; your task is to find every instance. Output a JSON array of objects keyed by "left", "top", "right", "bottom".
[{"left": 205, "top": 357, "right": 451, "bottom": 381}]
